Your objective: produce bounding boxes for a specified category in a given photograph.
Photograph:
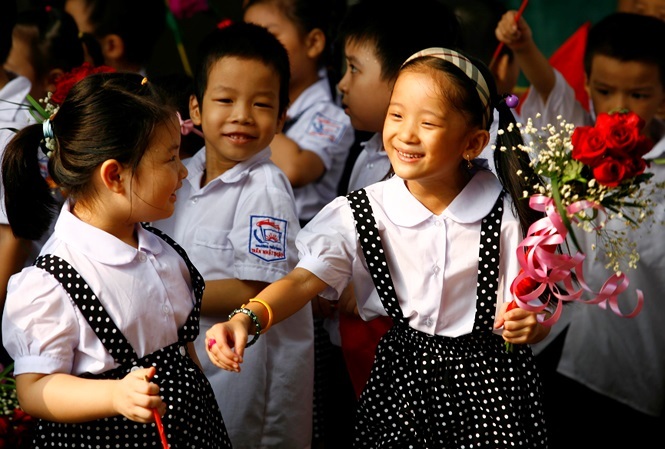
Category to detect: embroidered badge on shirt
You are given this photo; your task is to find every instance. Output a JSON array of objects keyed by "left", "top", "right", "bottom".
[
  {"left": 306, "top": 112, "right": 346, "bottom": 143},
  {"left": 249, "top": 215, "right": 288, "bottom": 262}
]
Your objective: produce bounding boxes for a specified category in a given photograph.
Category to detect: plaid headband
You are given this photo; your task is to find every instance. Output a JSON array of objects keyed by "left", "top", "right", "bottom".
[{"left": 403, "top": 47, "right": 491, "bottom": 127}]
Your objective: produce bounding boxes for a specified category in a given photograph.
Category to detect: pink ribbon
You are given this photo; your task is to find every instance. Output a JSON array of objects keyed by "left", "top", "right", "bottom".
[
  {"left": 176, "top": 112, "right": 204, "bottom": 138},
  {"left": 511, "top": 194, "right": 643, "bottom": 326}
]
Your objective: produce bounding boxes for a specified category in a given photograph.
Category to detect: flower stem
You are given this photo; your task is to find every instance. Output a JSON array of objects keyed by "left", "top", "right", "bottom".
[{"left": 551, "top": 176, "right": 582, "bottom": 252}]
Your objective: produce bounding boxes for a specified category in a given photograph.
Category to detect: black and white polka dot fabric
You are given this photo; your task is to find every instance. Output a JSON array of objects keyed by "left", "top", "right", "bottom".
[
  {"left": 29, "top": 223, "right": 232, "bottom": 448},
  {"left": 346, "top": 189, "right": 547, "bottom": 448}
]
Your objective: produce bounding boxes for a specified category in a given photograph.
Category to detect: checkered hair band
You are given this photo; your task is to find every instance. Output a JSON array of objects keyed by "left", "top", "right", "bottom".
[{"left": 403, "top": 47, "right": 491, "bottom": 127}]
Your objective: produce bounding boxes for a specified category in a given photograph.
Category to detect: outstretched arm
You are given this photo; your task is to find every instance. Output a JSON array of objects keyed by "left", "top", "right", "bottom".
[
  {"left": 495, "top": 10, "right": 556, "bottom": 104},
  {"left": 206, "top": 267, "right": 328, "bottom": 371}
]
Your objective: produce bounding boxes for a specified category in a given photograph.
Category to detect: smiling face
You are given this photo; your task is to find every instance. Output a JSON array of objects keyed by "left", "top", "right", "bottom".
[
  {"left": 587, "top": 54, "right": 665, "bottom": 130},
  {"left": 130, "top": 117, "right": 187, "bottom": 223},
  {"left": 190, "top": 56, "right": 283, "bottom": 173},
  {"left": 383, "top": 68, "right": 483, "bottom": 187},
  {"left": 337, "top": 39, "right": 393, "bottom": 133}
]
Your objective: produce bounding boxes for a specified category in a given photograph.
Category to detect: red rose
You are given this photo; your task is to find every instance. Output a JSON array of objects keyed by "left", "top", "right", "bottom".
[
  {"left": 592, "top": 157, "right": 627, "bottom": 187},
  {"left": 623, "top": 156, "right": 648, "bottom": 178},
  {"left": 572, "top": 126, "right": 606, "bottom": 166},
  {"left": 514, "top": 273, "right": 539, "bottom": 297},
  {"left": 632, "top": 135, "right": 654, "bottom": 158},
  {"left": 50, "top": 63, "right": 115, "bottom": 104}
]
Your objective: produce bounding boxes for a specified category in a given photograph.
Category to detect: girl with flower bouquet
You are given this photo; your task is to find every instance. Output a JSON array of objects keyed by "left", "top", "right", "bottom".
[
  {"left": 497, "top": 10, "right": 665, "bottom": 447},
  {"left": 206, "top": 47, "right": 553, "bottom": 448},
  {"left": 1, "top": 72, "right": 232, "bottom": 448}
]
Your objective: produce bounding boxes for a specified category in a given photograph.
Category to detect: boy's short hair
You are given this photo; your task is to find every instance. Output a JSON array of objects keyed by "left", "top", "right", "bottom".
[
  {"left": 337, "top": 0, "right": 460, "bottom": 82},
  {"left": 584, "top": 12, "right": 665, "bottom": 87},
  {"left": 193, "top": 22, "right": 291, "bottom": 117}
]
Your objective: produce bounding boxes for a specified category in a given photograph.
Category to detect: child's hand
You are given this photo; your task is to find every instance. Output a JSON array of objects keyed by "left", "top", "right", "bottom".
[
  {"left": 113, "top": 366, "right": 165, "bottom": 423},
  {"left": 495, "top": 10, "right": 533, "bottom": 52},
  {"left": 494, "top": 300, "right": 550, "bottom": 346},
  {"left": 206, "top": 319, "right": 250, "bottom": 372}
]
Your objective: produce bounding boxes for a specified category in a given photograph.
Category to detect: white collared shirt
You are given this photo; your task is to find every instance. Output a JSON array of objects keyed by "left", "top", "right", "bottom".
[
  {"left": 347, "top": 133, "right": 391, "bottom": 192},
  {"left": 297, "top": 170, "right": 522, "bottom": 337},
  {"left": 3, "top": 201, "right": 195, "bottom": 376}
]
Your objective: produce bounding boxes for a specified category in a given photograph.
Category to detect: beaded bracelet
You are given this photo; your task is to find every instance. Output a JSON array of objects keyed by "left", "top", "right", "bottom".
[
  {"left": 249, "top": 298, "right": 273, "bottom": 332},
  {"left": 228, "top": 307, "right": 262, "bottom": 347}
]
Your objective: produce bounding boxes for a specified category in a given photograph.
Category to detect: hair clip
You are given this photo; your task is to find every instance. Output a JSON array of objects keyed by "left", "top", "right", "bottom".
[{"left": 504, "top": 94, "right": 519, "bottom": 109}]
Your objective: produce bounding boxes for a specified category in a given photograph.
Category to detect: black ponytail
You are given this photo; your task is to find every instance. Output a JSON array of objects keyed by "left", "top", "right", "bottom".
[
  {"left": 492, "top": 99, "right": 545, "bottom": 237},
  {"left": 2, "top": 124, "right": 58, "bottom": 240}
]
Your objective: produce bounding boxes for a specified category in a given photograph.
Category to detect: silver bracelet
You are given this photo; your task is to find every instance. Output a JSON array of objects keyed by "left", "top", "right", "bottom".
[{"left": 228, "top": 307, "right": 262, "bottom": 347}]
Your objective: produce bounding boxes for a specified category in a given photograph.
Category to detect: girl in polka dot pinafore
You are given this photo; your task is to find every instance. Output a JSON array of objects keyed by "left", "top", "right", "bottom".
[
  {"left": 206, "top": 48, "right": 553, "bottom": 448},
  {"left": 2, "top": 73, "right": 232, "bottom": 448}
]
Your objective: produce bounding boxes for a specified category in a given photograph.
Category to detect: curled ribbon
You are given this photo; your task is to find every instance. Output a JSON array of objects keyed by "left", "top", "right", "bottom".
[
  {"left": 176, "top": 111, "right": 204, "bottom": 138},
  {"left": 510, "top": 194, "right": 643, "bottom": 326}
]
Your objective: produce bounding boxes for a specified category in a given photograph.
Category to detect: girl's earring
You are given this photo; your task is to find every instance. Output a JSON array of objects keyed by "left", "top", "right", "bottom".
[{"left": 466, "top": 154, "right": 473, "bottom": 169}]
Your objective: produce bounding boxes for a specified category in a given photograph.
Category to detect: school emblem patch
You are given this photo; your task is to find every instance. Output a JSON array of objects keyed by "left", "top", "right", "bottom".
[
  {"left": 306, "top": 112, "right": 346, "bottom": 143},
  {"left": 249, "top": 215, "right": 288, "bottom": 262}
]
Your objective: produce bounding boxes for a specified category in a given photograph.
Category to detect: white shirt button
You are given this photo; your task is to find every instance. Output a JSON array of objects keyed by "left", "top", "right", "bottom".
[
  {"left": 368, "top": 163, "right": 374, "bottom": 169},
  {"left": 162, "top": 305, "right": 170, "bottom": 314},
  {"left": 138, "top": 253, "right": 147, "bottom": 262},
  {"left": 434, "top": 220, "right": 442, "bottom": 227},
  {"left": 433, "top": 265, "right": 440, "bottom": 274},
  {"left": 191, "top": 197, "right": 199, "bottom": 204},
  {"left": 424, "top": 317, "right": 434, "bottom": 327}
]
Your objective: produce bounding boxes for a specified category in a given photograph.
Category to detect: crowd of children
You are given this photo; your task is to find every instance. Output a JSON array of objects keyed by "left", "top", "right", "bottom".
[{"left": 2, "top": 0, "right": 665, "bottom": 448}]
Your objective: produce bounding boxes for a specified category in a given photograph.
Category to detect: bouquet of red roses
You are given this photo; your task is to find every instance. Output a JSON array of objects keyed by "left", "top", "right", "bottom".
[{"left": 504, "top": 110, "right": 660, "bottom": 335}]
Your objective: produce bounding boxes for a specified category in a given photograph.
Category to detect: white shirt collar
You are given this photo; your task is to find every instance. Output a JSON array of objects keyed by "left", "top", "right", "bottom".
[
  {"left": 54, "top": 200, "right": 164, "bottom": 264},
  {"left": 383, "top": 170, "right": 502, "bottom": 226},
  {"left": 185, "top": 147, "right": 272, "bottom": 189}
]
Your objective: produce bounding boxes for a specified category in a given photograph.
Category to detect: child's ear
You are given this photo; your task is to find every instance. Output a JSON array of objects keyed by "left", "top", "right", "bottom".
[
  {"left": 100, "top": 34, "right": 125, "bottom": 65},
  {"left": 306, "top": 28, "right": 326, "bottom": 60},
  {"left": 99, "top": 159, "right": 126, "bottom": 193},
  {"left": 276, "top": 110, "right": 287, "bottom": 134},
  {"left": 44, "top": 69, "right": 64, "bottom": 97},
  {"left": 466, "top": 129, "right": 490, "bottom": 160},
  {"left": 189, "top": 94, "right": 202, "bottom": 126}
]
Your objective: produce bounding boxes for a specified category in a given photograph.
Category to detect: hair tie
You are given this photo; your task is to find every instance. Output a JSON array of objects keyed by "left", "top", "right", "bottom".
[
  {"left": 43, "top": 119, "right": 54, "bottom": 139},
  {"left": 176, "top": 112, "right": 204, "bottom": 138},
  {"left": 504, "top": 94, "right": 519, "bottom": 109}
]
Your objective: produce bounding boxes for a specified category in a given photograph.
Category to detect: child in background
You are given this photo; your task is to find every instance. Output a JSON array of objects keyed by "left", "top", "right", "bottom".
[
  {"left": 0, "top": 0, "right": 23, "bottom": 368},
  {"left": 1, "top": 72, "right": 231, "bottom": 448},
  {"left": 331, "top": 0, "right": 461, "bottom": 401},
  {"left": 242, "top": 3, "right": 353, "bottom": 446},
  {"left": 153, "top": 22, "right": 314, "bottom": 449},
  {"left": 63, "top": 0, "right": 166, "bottom": 74},
  {"left": 243, "top": 0, "right": 353, "bottom": 227},
  {"left": 4, "top": 6, "right": 84, "bottom": 103},
  {"left": 207, "top": 47, "right": 551, "bottom": 448},
  {"left": 497, "top": 11, "right": 665, "bottom": 447}
]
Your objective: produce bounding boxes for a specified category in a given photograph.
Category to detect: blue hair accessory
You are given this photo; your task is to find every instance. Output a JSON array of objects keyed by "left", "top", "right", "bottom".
[{"left": 43, "top": 119, "right": 54, "bottom": 139}]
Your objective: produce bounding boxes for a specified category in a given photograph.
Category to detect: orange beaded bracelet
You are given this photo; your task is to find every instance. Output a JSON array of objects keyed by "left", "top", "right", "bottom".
[{"left": 249, "top": 298, "right": 273, "bottom": 332}]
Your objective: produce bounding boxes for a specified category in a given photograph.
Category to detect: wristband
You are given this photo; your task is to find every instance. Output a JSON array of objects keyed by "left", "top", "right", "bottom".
[
  {"left": 249, "top": 298, "right": 273, "bottom": 332},
  {"left": 228, "top": 307, "right": 262, "bottom": 347}
]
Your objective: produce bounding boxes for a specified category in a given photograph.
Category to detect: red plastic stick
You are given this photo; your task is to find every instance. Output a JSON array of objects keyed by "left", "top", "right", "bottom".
[
  {"left": 145, "top": 375, "right": 169, "bottom": 449},
  {"left": 490, "top": 0, "right": 530, "bottom": 69}
]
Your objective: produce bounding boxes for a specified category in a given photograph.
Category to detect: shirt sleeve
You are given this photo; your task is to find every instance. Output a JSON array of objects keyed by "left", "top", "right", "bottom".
[{"left": 2, "top": 266, "right": 81, "bottom": 375}]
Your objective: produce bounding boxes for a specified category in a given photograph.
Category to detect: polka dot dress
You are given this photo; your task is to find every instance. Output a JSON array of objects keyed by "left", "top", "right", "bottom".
[
  {"left": 346, "top": 189, "right": 548, "bottom": 448},
  {"left": 29, "top": 224, "right": 232, "bottom": 448}
]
